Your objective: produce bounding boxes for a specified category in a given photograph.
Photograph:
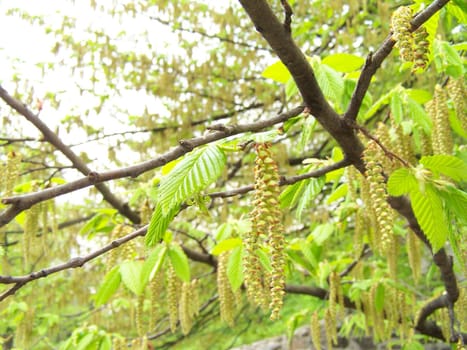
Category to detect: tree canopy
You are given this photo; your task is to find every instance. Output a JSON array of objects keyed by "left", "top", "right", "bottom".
[{"left": 0, "top": 0, "right": 466, "bottom": 349}]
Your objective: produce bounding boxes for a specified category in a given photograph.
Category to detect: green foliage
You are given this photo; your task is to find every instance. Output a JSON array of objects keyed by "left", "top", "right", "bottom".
[
  {"left": 119, "top": 260, "right": 146, "bottom": 295},
  {"left": 1, "top": 1, "right": 465, "bottom": 349},
  {"left": 227, "top": 246, "right": 244, "bottom": 291},
  {"left": 145, "top": 203, "right": 179, "bottom": 247},
  {"left": 168, "top": 243, "right": 191, "bottom": 282},
  {"left": 158, "top": 144, "right": 227, "bottom": 215},
  {"left": 94, "top": 266, "right": 121, "bottom": 307}
]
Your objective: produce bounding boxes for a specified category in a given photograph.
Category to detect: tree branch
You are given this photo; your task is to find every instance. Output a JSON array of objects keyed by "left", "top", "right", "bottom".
[
  {"left": 238, "top": 0, "right": 365, "bottom": 169},
  {"left": 0, "top": 85, "right": 141, "bottom": 223},
  {"left": 0, "top": 105, "right": 305, "bottom": 228},
  {"left": 343, "top": 0, "right": 450, "bottom": 121}
]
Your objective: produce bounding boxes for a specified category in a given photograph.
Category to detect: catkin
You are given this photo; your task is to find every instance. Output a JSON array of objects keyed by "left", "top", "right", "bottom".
[
  {"left": 363, "top": 142, "right": 396, "bottom": 277},
  {"left": 217, "top": 251, "right": 235, "bottom": 327},
  {"left": 447, "top": 77, "right": 466, "bottom": 131},
  {"left": 245, "top": 143, "right": 286, "bottom": 320},
  {"left": 166, "top": 264, "right": 180, "bottom": 333},
  {"left": 412, "top": 26, "right": 430, "bottom": 72},
  {"left": 391, "top": 6, "right": 413, "bottom": 62},
  {"left": 430, "top": 85, "right": 453, "bottom": 155},
  {"left": 310, "top": 311, "right": 322, "bottom": 350},
  {"left": 179, "top": 282, "right": 193, "bottom": 335}
]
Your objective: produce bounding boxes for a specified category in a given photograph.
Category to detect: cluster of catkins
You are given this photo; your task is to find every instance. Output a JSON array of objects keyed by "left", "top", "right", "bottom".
[
  {"left": 391, "top": 6, "right": 430, "bottom": 72},
  {"left": 244, "top": 143, "right": 286, "bottom": 320}
]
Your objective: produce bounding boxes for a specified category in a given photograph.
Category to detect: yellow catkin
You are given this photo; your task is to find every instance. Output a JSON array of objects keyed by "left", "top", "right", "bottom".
[
  {"left": 324, "top": 308, "right": 336, "bottom": 350},
  {"left": 412, "top": 26, "right": 430, "bottom": 72},
  {"left": 149, "top": 271, "right": 164, "bottom": 331},
  {"left": 179, "top": 281, "right": 193, "bottom": 335},
  {"left": 431, "top": 85, "right": 453, "bottom": 155},
  {"left": 136, "top": 293, "right": 145, "bottom": 336},
  {"left": 406, "top": 231, "right": 421, "bottom": 283},
  {"left": 23, "top": 205, "right": 40, "bottom": 268},
  {"left": 310, "top": 311, "right": 322, "bottom": 350},
  {"left": 245, "top": 143, "right": 285, "bottom": 319},
  {"left": 217, "top": 251, "right": 235, "bottom": 327},
  {"left": 374, "top": 122, "right": 394, "bottom": 171},
  {"left": 363, "top": 142, "right": 397, "bottom": 278},
  {"left": 166, "top": 264, "right": 179, "bottom": 333},
  {"left": 190, "top": 279, "right": 200, "bottom": 317},
  {"left": 140, "top": 199, "right": 152, "bottom": 225},
  {"left": 447, "top": 77, "right": 466, "bottom": 131},
  {"left": 391, "top": 6, "right": 413, "bottom": 62},
  {"left": 112, "top": 336, "right": 126, "bottom": 350},
  {"left": 392, "top": 123, "right": 415, "bottom": 165},
  {"left": 455, "top": 287, "right": 466, "bottom": 330},
  {"left": 2, "top": 151, "right": 22, "bottom": 196}
]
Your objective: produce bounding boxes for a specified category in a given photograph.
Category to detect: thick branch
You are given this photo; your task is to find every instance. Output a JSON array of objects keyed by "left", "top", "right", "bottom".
[
  {"left": 0, "top": 106, "right": 304, "bottom": 228},
  {"left": 343, "top": 0, "right": 450, "bottom": 121},
  {"left": 0, "top": 85, "right": 140, "bottom": 223},
  {"left": 238, "top": 0, "right": 365, "bottom": 169}
]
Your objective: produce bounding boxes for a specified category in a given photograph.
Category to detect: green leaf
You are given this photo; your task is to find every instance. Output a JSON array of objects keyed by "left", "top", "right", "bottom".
[
  {"left": 387, "top": 168, "right": 418, "bottom": 196},
  {"left": 145, "top": 203, "right": 179, "bottom": 247},
  {"left": 410, "top": 185, "right": 449, "bottom": 252},
  {"left": 295, "top": 177, "right": 325, "bottom": 220},
  {"left": 390, "top": 92, "right": 403, "bottom": 124},
  {"left": 363, "top": 89, "right": 393, "bottom": 121},
  {"left": 433, "top": 40, "right": 465, "bottom": 78},
  {"left": 310, "top": 57, "right": 344, "bottom": 106},
  {"left": 280, "top": 181, "right": 305, "bottom": 209},
  {"left": 211, "top": 238, "right": 242, "bottom": 256},
  {"left": 447, "top": 2, "right": 467, "bottom": 26},
  {"left": 168, "top": 244, "right": 191, "bottom": 282},
  {"left": 310, "top": 223, "right": 334, "bottom": 246},
  {"left": 403, "top": 95, "right": 432, "bottom": 133},
  {"left": 94, "top": 265, "right": 121, "bottom": 307},
  {"left": 298, "top": 116, "right": 317, "bottom": 152},
  {"left": 285, "top": 78, "right": 299, "bottom": 100},
  {"left": 405, "top": 89, "right": 432, "bottom": 104},
  {"left": 420, "top": 155, "right": 467, "bottom": 181},
  {"left": 141, "top": 244, "right": 167, "bottom": 282},
  {"left": 99, "top": 335, "right": 112, "bottom": 350},
  {"left": 436, "top": 186, "right": 467, "bottom": 225},
  {"left": 374, "top": 284, "right": 385, "bottom": 312},
  {"left": 77, "top": 333, "right": 98, "bottom": 350},
  {"left": 326, "top": 183, "right": 348, "bottom": 204},
  {"left": 322, "top": 53, "right": 364, "bottom": 73},
  {"left": 300, "top": 241, "right": 318, "bottom": 268},
  {"left": 158, "top": 144, "right": 226, "bottom": 214},
  {"left": 226, "top": 246, "right": 244, "bottom": 291},
  {"left": 119, "top": 260, "right": 146, "bottom": 296},
  {"left": 261, "top": 60, "right": 291, "bottom": 83}
]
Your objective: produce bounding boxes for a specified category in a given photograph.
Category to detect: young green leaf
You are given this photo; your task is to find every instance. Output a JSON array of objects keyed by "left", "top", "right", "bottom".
[
  {"left": 387, "top": 168, "right": 418, "bottom": 196},
  {"left": 211, "top": 238, "right": 242, "bottom": 256},
  {"left": 119, "top": 260, "right": 146, "bottom": 296},
  {"left": 94, "top": 265, "right": 121, "bottom": 307},
  {"left": 145, "top": 203, "right": 179, "bottom": 247},
  {"left": 295, "top": 176, "right": 325, "bottom": 220},
  {"left": 168, "top": 244, "right": 191, "bottom": 282},
  {"left": 410, "top": 185, "right": 449, "bottom": 252},
  {"left": 261, "top": 60, "right": 291, "bottom": 83},
  {"left": 374, "top": 284, "right": 385, "bottom": 312},
  {"left": 226, "top": 246, "right": 244, "bottom": 291},
  {"left": 420, "top": 155, "right": 467, "bottom": 181},
  {"left": 390, "top": 91, "right": 404, "bottom": 124},
  {"left": 158, "top": 144, "right": 226, "bottom": 214},
  {"left": 322, "top": 53, "right": 364, "bottom": 73},
  {"left": 142, "top": 244, "right": 167, "bottom": 282},
  {"left": 436, "top": 185, "right": 467, "bottom": 225},
  {"left": 326, "top": 183, "right": 348, "bottom": 204}
]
